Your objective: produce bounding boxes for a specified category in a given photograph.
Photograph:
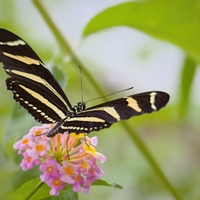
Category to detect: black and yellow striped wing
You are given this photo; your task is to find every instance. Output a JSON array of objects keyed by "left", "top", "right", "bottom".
[
  {"left": 0, "top": 28, "right": 170, "bottom": 137},
  {"left": 51, "top": 91, "right": 169, "bottom": 135},
  {"left": 0, "top": 28, "right": 72, "bottom": 124}
]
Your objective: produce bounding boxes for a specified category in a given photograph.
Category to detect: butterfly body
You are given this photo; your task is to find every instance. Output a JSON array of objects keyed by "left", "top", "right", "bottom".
[{"left": 0, "top": 29, "right": 170, "bottom": 137}]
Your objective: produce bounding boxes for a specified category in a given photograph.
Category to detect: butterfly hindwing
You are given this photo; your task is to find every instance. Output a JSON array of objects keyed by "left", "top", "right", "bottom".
[{"left": 6, "top": 78, "right": 67, "bottom": 123}]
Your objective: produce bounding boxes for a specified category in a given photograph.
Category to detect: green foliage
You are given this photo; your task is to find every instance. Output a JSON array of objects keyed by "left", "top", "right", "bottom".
[
  {"left": 9, "top": 178, "right": 79, "bottom": 200},
  {"left": 179, "top": 57, "right": 197, "bottom": 118},
  {"left": 92, "top": 179, "right": 123, "bottom": 189},
  {"left": 8, "top": 178, "right": 122, "bottom": 200},
  {"left": 0, "top": 0, "right": 199, "bottom": 200},
  {"left": 83, "top": 0, "right": 200, "bottom": 63}
]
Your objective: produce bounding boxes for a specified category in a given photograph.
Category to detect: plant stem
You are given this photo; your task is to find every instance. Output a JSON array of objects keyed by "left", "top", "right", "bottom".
[
  {"left": 32, "top": 0, "right": 106, "bottom": 99},
  {"left": 124, "top": 121, "right": 182, "bottom": 200}
]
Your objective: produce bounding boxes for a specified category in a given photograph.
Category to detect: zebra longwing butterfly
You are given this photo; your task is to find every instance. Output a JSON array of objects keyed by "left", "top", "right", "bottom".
[{"left": 0, "top": 28, "right": 169, "bottom": 137}]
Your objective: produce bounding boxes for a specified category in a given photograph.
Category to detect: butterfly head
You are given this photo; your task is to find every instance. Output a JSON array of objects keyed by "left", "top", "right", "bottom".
[{"left": 76, "top": 102, "right": 86, "bottom": 112}]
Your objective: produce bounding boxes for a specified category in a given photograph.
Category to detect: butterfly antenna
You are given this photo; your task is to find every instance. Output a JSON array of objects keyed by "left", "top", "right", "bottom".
[
  {"left": 85, "top": 86, "right": 134, "bottom": 103},
  {"left": 78, "top": 66, "right": 84, "bottom": 103}
]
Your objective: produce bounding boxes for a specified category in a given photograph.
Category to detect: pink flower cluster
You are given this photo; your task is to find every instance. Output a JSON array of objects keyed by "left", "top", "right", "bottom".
[{"left": 13, "top": 124, "right": 106, "bottom": 195}]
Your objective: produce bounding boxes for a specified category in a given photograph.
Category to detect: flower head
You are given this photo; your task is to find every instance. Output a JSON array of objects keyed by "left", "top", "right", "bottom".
[{"left": 14, "top": 124, "right": 106, "bottom": 195}]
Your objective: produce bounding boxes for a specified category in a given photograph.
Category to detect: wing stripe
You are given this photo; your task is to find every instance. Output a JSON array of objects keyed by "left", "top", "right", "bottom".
[
  {"left": 6, "top": 68, "right": 70, "bottom": 109},
  {"left": 125, "top": 97, "right": 142, "bottom": 112},
  {"left": 150, "top": 92, "right": 157, "bottom": 110},
  {"left": 18, "top": 84, "right": 66, "bottom": 119},
  {"left": 3, "top": 52, "right": 41, "bottom": 65},
  {"left": 81, "top": 107, "right": 120, "bottom": 121},
  {"left": 0, "top": 39, "right": 26, "bottom": 46},
  {"left": 67, "top": 117, "right": 105, "bottom": 122}
]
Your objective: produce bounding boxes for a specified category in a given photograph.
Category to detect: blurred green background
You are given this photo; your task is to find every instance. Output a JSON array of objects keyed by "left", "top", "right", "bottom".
[{"left": 0, "top": 0, "right": 200, "bottom": 199}]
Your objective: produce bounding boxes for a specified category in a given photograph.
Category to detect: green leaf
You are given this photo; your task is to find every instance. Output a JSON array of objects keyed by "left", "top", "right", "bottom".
[
  {"left": 83, "top": 0, "right": 200, "bottom": 63},
  {"left": 178, "top": 56, "right": 197, "bottom": 118},
  {"left": 8, "top": 178, "right": 75, "bottom": 200},
  {"left": 43, "top": 190, "right": 78, "bottom": 200},
  {"left": 92, "top": 179, "right": 123, "bottom": 189},
  {"left": 8, "top": 178, "right": 121, "bottom": 200},
  {"left": 8, "top": 178, "right": 45, "bottom": 200}
]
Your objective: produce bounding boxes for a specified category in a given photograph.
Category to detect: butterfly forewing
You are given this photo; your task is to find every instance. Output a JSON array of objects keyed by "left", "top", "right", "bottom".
[{"left": 0, "top": 28, "right": 72, "bottom": 123}]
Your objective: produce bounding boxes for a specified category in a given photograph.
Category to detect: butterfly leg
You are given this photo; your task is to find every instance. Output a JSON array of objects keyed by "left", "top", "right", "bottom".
[
  {"left": 66, "top": 134, "right": 70, "bottom": 160},
  {"left": 84, "top": 133, "right": 90, "bottom": 147}
]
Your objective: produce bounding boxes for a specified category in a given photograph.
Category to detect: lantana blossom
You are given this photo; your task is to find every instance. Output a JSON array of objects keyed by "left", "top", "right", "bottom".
[{"left": 13, "top": 124, "right": 106, "bottom": 196}]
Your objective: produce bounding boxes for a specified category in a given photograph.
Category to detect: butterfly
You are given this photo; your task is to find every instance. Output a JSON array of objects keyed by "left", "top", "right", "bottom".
[{"left": 0, "top": 28, "right": 169, "bottom": 137}]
